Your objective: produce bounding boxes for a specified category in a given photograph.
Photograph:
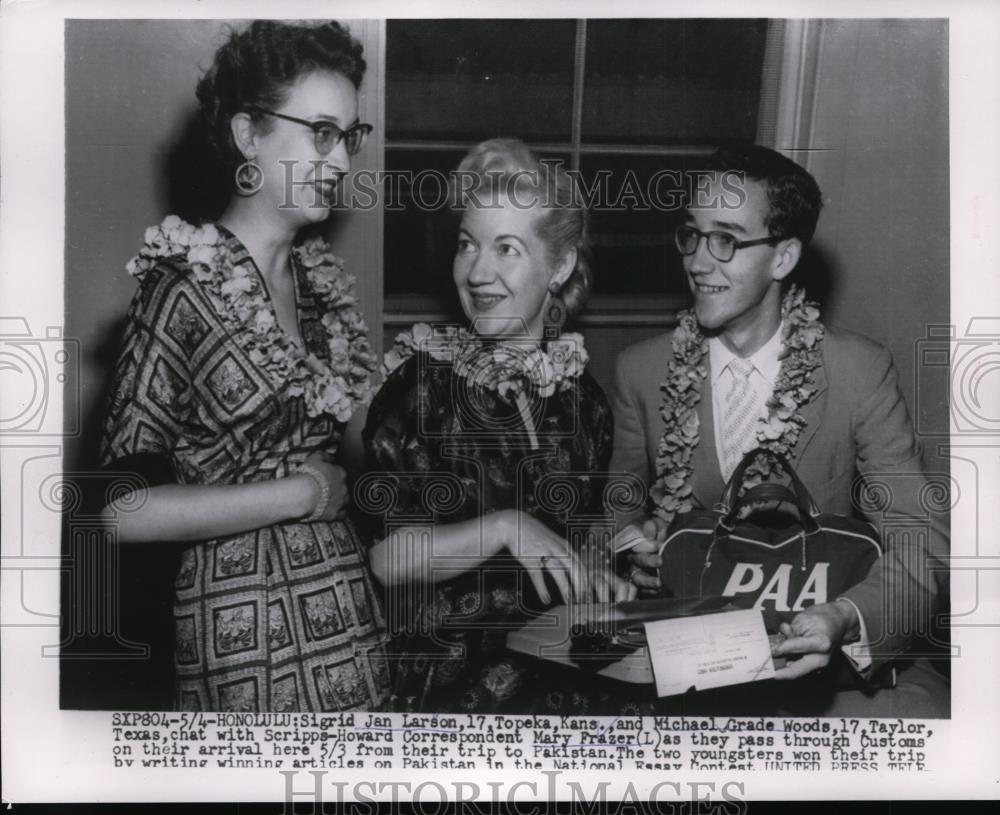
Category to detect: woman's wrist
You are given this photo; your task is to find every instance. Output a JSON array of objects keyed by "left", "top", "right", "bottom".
[
  {"left": 296, "top": 465, "right": 331, "bottom": 522},
  {"left": 488, "top": 509, "right": 518, "bottom": 555},
  {"left": 286, "top": 472, "right": 321, "bottom": 520}
]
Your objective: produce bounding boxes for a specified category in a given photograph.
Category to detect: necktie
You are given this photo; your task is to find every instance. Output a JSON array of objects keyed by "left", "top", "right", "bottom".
[{"left": 721, "top": 357, "right": 759, "bottom": 481}]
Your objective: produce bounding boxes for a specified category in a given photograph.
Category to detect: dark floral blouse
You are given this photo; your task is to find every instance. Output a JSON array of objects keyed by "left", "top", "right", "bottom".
[{"left": 362, "top": 349, "right": 615, "bottom": 714}]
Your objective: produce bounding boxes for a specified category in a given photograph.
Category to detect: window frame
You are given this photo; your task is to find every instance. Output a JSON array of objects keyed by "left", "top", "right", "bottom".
[{"left": 371, "top": 18, "right": 823, "bottom": 346}]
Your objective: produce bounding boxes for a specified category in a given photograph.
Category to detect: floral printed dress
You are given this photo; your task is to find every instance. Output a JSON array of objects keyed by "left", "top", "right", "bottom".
[
  {"left": 362, "top": 346, "right": 618, "bottom": 714},
  {"left": 100, "top": 222, "right": 389, "bottom": 712}
]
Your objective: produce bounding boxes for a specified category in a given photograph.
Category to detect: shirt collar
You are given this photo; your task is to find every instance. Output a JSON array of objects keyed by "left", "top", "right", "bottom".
[{"left": 709, "top": 321, "right": 784, "bottom": 387}]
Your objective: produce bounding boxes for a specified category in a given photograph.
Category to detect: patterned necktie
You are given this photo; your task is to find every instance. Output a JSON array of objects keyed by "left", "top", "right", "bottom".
[{"left": 721, "top": 357, "right": 759, "bottom": 481}]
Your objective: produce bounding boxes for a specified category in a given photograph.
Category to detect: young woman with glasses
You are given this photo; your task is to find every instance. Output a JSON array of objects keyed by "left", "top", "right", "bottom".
[{"left": 99, "top": 21, "right": 388, "bottom": 712}]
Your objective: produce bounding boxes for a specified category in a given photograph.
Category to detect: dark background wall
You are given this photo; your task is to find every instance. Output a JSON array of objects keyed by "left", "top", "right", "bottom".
[{"left": 806, "top": 19, "right": 950, "bottom": 471}]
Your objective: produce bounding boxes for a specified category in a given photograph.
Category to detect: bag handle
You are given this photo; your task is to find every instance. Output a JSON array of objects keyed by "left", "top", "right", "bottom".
[
  {"left": 720, "top": 482, "right": 821, "bottom": 535},
  {"left": 736, "top": 482, "right": 801, "bottom": 508},
  {"left": 717, "top": 449, "right": 821, "bottom": 533}
]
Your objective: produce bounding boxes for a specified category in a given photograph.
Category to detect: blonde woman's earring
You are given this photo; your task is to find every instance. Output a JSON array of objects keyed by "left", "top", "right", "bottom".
[{"left": 544, "top": 294, "right": 567, "bottom": 339}]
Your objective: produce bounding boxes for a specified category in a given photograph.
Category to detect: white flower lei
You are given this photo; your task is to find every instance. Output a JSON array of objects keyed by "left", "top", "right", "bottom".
[
  {"left": 651, "top": 284, "right": 825, "bottom": 523},
  {"left": 381, "top": 323, "right": 589, "bottom": 448},
  {"left": 127, "top": 215, "right": 377, "bottom": 422}
]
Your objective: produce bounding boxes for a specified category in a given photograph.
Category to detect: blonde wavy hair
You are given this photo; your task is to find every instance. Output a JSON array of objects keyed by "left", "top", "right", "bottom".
[{"left": 451, "top": 138, "right": 593, "bottom": 323}]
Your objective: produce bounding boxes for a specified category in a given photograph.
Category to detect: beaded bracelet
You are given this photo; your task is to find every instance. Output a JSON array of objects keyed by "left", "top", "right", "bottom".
[{"left": 298, "top": 464, "right": 331, "bottom": 523}]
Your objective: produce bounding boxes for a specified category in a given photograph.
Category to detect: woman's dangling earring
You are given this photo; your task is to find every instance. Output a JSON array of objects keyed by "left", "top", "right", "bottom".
[
  {"left": 544, "top": 281, "right": 567, "bottom": 340},
  {"left": 234, "top": 160, "right": 263, "bottom": 196}
]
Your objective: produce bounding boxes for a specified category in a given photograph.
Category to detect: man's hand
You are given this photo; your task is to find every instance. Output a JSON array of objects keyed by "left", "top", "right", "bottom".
[
  {"left": 624, "top": 517, "right": 668, "bottom": 592},
  {"left": 772, "top": 601, "right": 860, "bottom": 680}
]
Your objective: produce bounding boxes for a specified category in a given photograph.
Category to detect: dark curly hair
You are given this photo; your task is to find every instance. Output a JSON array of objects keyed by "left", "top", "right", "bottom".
[
  {"left": 195, "top": 20, "right": 366, "bottom": 173},
  {"left": 707, "top": 144, "right": 823, "bottom": 244}
]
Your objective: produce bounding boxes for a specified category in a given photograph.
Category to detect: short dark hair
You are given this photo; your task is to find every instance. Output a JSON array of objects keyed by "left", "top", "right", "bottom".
[
  {"left": 196, "top": 20, "right": 366, "bottom": 173},
  {"left": 708, "top": 144, "right": 823, "bottom": 244}
]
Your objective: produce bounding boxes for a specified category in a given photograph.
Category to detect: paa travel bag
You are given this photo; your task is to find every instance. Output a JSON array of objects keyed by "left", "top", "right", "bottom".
[{"left": 657, "top": 450, "right": 882, "bottom": 633}]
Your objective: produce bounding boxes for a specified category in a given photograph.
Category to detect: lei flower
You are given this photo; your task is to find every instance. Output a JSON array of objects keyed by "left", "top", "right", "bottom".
[
  {"left": 382, "top": 323, "right": 588, "bottom": 448},
  {"left": 651, "top": 284, "right": 825, "bottom": 523},
  {"left": 127, "top": 214, "right": 377, "bottom": 422}
]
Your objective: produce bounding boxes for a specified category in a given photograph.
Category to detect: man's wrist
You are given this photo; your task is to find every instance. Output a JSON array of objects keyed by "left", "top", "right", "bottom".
[{"left": 834, "top": 597, "right": 862, "bottom": 644}]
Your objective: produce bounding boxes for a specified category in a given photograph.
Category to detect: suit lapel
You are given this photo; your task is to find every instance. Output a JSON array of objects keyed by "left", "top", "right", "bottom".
[
  {"left": 689, "top": 332, "right": 828, "bottom": 502},
  {"left": 658, "top": 315, "right": 828, "bottom": 512},
  {"left": 792, "top": 349, "right": 829, "bottom": 460}
]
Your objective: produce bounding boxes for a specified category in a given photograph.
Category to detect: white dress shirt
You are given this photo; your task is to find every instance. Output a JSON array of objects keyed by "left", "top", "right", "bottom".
[{"left": 709, "top": 323, "right": 784, "bottom": 477}]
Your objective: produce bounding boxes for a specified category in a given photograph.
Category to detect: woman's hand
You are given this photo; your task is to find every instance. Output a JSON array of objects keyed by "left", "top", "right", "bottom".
[
  {"left": 494, "top": 510, "right": 591, "bottom": 606},
  {"left": 297, "top": 451, "right": 350, "bottom": 521},
  {"left": 582, "top": 539, "right": 638, "bottom": 604},
  {"left": 371, "top": 510, "right": 625, "bottom": 600}
]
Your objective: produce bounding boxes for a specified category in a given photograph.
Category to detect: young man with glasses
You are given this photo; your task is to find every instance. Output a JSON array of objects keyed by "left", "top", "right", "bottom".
[{"left": 608, "top": 144, "right": 949, "bottom": 717}]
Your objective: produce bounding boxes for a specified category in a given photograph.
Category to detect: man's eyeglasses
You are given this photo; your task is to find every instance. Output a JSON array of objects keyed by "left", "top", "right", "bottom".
[
  {"left": 251, "top": 109, "right": 373, "bottom": 156},
  {"left": 674, "top": 224, "right": 783, "bottom": 263}
]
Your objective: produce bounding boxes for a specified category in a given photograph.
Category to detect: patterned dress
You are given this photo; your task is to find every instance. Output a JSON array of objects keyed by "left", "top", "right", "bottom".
[
  {"left": 361, "top": 349, "right": 618, "bottom": 714},
  {"left": 100, "top": 228, "right": 389, "bottom": 712}
]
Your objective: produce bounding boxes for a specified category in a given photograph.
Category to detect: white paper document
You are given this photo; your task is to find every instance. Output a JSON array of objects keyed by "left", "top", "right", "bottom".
[{"left": 643, "top": 608, "right": 775, "bottom": 697}]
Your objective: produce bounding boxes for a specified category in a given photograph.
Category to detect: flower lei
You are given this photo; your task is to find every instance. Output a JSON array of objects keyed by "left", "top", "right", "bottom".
[
  {"left": 651, "top": 284, "right": 825, "bottom": 523},
  {"left": 382, "top": 323, "right": 589, "bottom": 448},
  {"left": 127, "top": 215, "right": 377, "bottom": 422}
]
